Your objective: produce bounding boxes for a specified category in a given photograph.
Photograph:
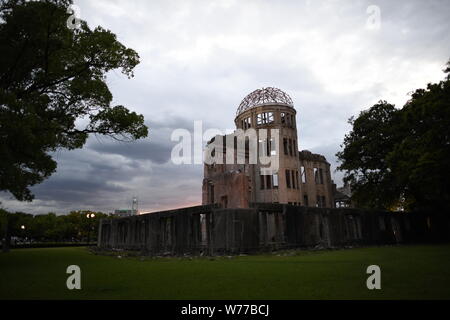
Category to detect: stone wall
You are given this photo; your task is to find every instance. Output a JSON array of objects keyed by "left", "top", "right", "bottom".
[{"left": 98, "top": 203, "right": 450, "bottom": 255}]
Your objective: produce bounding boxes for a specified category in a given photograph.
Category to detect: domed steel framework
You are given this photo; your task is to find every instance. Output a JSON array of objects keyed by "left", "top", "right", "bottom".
[{"left": 236, "top": 87, "right": 294, "bottom": 116}]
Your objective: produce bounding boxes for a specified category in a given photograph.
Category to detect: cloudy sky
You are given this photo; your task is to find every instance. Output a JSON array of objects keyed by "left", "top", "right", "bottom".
[{"left": 1, "top": 0, "right": 450, "bottom": 214}]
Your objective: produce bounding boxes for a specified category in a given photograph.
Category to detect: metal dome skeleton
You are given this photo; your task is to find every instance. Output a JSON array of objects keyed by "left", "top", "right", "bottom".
[{"left": 236, "top": 87, "right": 294, "bottom": 116}]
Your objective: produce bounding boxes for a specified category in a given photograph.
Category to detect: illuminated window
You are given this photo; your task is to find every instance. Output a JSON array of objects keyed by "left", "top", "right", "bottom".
[
  {"left": 301, "top": 166, "right": 307, "bottom": 183},
  {"left": 273, "top": 174, "right": 279, "bottom": 188},
  {"left": 257, "top": 112, "right": 274, "bottom": 125},
  {"left": 270, "top": 137, "right": 276, "bottom": 156}
]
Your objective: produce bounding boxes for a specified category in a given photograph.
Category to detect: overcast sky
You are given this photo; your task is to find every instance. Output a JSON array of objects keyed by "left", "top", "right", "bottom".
[{"left": 1, "top": 0, "right": 449, "bottom": 214}]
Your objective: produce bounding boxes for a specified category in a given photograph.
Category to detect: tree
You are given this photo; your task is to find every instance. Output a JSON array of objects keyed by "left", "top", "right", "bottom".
[
  {"left": 66, "top": 210, "right": 108, "bottom": 242},
  {"left": 387, "top": 76, "right": 450, "bottom": 211},
  {"left": 337, "top": 60, "right": 450, "bottom": 211},
  {"left": 0, "top": 210, "right": 32, "bottom": 251},
  {"left": 0, "top": 210, "right": 110, "bottom": 249},
  {"left": 337, "top": 101, "right": 403, "bottom": 209},
  {"left": 0, "top": 0, "right": 148, "bottom": 201}
]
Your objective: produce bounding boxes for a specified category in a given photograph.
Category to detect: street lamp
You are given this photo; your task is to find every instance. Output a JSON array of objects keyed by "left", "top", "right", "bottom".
[
  {"left": 19, "top": 225, "right": 27, "bottom": 245},
  {"left": 86, "top": 213, "right": 95, "bottom": 245}
]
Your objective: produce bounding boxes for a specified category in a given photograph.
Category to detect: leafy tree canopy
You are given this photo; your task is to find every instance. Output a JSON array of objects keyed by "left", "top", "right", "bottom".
[
  {"left": 337, "top": 59, "right": 450, "bottom": 212},
  {"left": 0, "top": 0, "right": 148, "bottom": 201},
  {"left": 0, "top": 209, "right": 109, "bottom": 243}
]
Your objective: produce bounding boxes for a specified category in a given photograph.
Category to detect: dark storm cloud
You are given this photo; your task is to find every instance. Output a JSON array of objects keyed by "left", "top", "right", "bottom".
[
  {"left": 31, "top": 178, "right": 128, "bottom": 203},
  {"left": 89, "top": 140, "right": 172, "bottom": 164}
]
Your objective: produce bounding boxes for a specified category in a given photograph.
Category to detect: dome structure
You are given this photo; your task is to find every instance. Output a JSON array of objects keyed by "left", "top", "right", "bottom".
[{"left": 236, "top": 87, "right": 294, "bottom": 116}]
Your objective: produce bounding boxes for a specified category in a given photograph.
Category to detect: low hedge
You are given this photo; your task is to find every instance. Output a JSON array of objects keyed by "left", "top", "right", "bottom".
[{"left": 1, "top": 242, "right": 97, "bottom": 249}]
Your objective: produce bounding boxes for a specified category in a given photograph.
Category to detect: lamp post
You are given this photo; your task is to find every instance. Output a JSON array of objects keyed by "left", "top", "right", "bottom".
[
  {"left": 86, "top": 213, "right": 95, "bottom": 245},
  {"left": 20, "top": 225, "right": 26, "bottom": 244}
]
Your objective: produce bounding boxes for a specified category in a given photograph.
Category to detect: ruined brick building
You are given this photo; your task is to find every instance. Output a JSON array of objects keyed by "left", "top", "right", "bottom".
[{"left": 202, "top": 87, "right": 335, "bottom": 209}]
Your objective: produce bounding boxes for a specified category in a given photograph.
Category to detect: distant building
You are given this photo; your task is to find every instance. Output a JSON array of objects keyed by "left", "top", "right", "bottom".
[
  {"left": 202, "top": 87, "right": 335, "bottom": 208},
  {"left": 334, "top": 184, "right": 353, "bottom": 208},
  {"left": 113, "top": 209, "right": 138, "bottom": 217},
  {"left": 112, "top": 197, "right": 139, "bottom": 217}
]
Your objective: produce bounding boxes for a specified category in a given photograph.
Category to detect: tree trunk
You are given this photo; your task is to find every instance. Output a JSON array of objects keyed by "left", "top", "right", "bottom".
[{"left": 2, "top": 216, "right": 10, "bottom": 253}]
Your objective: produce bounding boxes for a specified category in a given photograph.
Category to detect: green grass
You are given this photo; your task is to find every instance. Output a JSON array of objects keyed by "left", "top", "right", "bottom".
[{"left": 1, "top": 245, "right": 450, "bottom": 300}]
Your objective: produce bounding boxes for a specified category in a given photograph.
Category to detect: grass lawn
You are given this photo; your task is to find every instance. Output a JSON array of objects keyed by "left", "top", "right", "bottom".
[{"left": 1, "top": 244, "right": 450, "bottom": 300}]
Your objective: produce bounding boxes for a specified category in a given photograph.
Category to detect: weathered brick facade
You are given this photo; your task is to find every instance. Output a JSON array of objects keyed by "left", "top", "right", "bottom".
[{"left": 202, "top": 88, "right": 335, "bottom": 209}]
